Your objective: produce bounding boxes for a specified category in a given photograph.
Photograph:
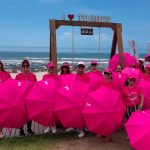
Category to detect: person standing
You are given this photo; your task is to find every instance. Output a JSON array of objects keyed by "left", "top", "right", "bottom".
[
  {"left": 141, "top": 63, "right": 150, "bottom": 81},
  {"left": 15, "top": 59, "right": 37, "bottom": 137},
  {"left": 0, "top": 61, "right": 11, "bottom": 138}
]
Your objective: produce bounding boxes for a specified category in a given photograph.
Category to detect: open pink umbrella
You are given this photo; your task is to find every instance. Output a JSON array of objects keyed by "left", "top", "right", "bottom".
[
  {"left": 139, "top": 80, "right": 150, "bottom": 110},
  {"left": 25, "top": 78, "right": 61, "bottom": 126},
  {"left": 122, "top": 67, "right": 141, "bottom": 82},
  {"left": 0, "top": 79, "right": 31, "bottom": 128},
  {"left": 54, "top": 80, "right": 89, "bottom": 129},
  {"left": 109, "top": 52, "right": 137, "bottom": 71},
  {"left": 125, "top": 110, "right": 150, "bottom": 150},
  {"left": 87, "top": 71, "right": 103, "bottom": 92},
  {"left": 59, "top": 73, "right": 76, "bottom": 87},
  {"left": 144, "top": 54, "right": 150, "bottom": 62},
  {"left": 82, "top": 86, "right": 125, "bottom": 136}
]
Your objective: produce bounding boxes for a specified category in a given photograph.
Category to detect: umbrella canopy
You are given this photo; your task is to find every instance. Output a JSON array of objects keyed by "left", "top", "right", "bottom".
[
  {"left": 144, "top": 54, "right": 150, "bottom": 62},
  {"left": 82, "top": 86, "right": 125, "bottom": 136},
  {"left": 0, "top": 79, "right": 31, "bottom": 128},
  {"left": 25, "top": 78, "right": 61, "bottom": 126},
  {"left": 122, "top": 67, "right": 141, "bottom": 83},
  {"left": 54, "top": 80, "right": 89, "bottom": 129},
  {"left": 139, "top": 80, "right": 150, "bottom": 110},
  {"left": 87, "top": 71, "right": 103, "bottom": 92},
  {"left": 125, "top": 110, "right": 150, "bottom": 150},
  {"left": 109, "top": 52, "right": 137, "bottom": 71}
]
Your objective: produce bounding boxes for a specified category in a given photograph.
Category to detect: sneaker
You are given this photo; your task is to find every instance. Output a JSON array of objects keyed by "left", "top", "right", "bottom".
[
  {"left": 78, "top": 131, "right": 85, "bottom": 138},
  {"left": 51, "top": 126, "right": 57, "bottom": 134},
  {"left": 27, "top": 129, "right": 34, "bottom": 135},
  {"left": 19, "top": 131, "right": 25, "bottom": 137},
  {"left": 44, "top": 127, "right": 51, "bottom": 133},
  {"left": 0, "top": 132, "right": 4, "bottom": 138},
  {"left": 65, "top": 128, "right": 75, "bottom": 133}
]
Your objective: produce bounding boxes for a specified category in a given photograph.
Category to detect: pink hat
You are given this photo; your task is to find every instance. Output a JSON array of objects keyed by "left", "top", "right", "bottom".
[
  {"left": 146, "top": 64, "right": 150, "bottom": 69},
  {"left": 62, "top": 62, "right": 69, "bottom": 67},
  {"left": 78, "top": 61, "right": 85, "bottom": 66},
  {"left": 91, "top": 60, "right": 97, "bottom": 65},
  {"left": 104, "top": 68, "right": 112, "bottom": 74},
  {"left": 128, "top": 73, "right": 136, "bottom": 79},
  {"left": 47, "top": 61, "right": 55, "bottom": 68}
]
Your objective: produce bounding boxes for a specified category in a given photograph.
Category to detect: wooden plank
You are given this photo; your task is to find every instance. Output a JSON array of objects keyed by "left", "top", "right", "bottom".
[
  {"left": 50, "top": 20, "right": 57, "bottom": 73},
  {"left": 52, "top": 20, "right": 119, "bottom": 29},
  {"left": 110, "top": 31, "right": 117, "bottom": 59},
  {"left": 116, "top": 24, "right": 124, "bottom": 67}
]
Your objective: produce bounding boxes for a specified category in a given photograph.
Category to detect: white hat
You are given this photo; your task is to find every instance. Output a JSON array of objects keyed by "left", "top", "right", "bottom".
[{"left": 77, "top": 61, "right": 85, "bottom": 66}]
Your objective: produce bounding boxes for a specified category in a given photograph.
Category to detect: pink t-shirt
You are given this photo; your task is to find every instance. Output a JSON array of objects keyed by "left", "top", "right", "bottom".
[
  {"left": 141, "top": 73, "right": 150, "bottom": 81},
  {"left": 122, "top": 85, "right": 143, "bottom": 107},
  {"left": 87, "top": 70, "right": 102, "bottom": 76},
  {"left": 101, "top": 78, "right": 118, "bottom": 90},
  {"left": 42, "top": 73, "right": 59, "bottom": 81},
  {"left": 0, "top": 71, "right": 11, "bottom": 82},
  {"left": 15, "top": 72, "right": 37, "bottom": 84}
]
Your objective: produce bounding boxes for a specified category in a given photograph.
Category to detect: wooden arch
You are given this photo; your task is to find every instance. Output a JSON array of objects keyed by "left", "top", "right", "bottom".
[{"left": 49, "top": 19, "right": 124, "bottom": 69}]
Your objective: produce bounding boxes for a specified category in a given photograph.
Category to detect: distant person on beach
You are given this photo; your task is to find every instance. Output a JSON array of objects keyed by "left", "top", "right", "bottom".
[
  {"left": 141, "top": 63, "right": 150, "bottom": 81},
  {"left": 15, "top": 59, "right": 37, "bottom": 137},
  {"left": 138, "top": 59, "right": 145, "bottom": 73},
  {"left": 0, "top": 60, "right": 11, "bottom": 138},
  {"left": 88, "top": 60, "right": 102, "bottom": 76},
  {"left": 122, "top": 74, "right": 144, "bottom": 120},
  {"left": 43, "top": 61, "right": 58, "bottom": 134}
]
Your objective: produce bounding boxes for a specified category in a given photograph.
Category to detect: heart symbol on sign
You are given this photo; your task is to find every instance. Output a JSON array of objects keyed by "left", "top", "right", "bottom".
[{"left": 68, "top": 14, "right": 74, "bottom": 21}]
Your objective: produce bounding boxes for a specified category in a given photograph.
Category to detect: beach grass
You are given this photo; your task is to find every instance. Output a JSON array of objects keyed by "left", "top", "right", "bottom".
[{"left": 0, "top": 133, "right": 76, "bottom": 150}]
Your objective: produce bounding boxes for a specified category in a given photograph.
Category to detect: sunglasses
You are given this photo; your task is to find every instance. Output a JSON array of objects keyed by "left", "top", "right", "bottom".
[
  {"left": 129, "top": 78, "right": 135, "bottom": 82},
  {"left": 116, "top": 67, "right": 122, "bottom": 69},
  {"left": 104, "top": 72, "right": 111, "bottom": 75},
  {"left": 78, "top": 65, "right": 85, "bottom": 68},
  {"left": 22, "top": 64, "right": 29, "bottom": 67},
  {"left": 91, "top": 64, "right": 97, "bottom": 66}
]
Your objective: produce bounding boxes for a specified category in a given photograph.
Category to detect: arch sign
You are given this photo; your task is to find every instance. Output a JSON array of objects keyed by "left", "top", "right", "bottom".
[{"left": 49, "top": 14, "right": 124, "bottom": 70}]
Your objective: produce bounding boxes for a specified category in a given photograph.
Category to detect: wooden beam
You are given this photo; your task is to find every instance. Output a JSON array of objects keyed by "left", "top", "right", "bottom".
[
  {"left": 110, "top": 31, "right": 117, "bottom": 59},
  {"left": 50, "top": 20, "right": 57, "bottom": 72},
  {"left": 116, "top": 24, "right": 124, "bottom": 67}
]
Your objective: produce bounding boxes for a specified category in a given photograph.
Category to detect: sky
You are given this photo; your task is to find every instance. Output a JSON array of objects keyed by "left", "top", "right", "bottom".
[{"left": 0, "top": 0, "right": 150, "bottom": 52}]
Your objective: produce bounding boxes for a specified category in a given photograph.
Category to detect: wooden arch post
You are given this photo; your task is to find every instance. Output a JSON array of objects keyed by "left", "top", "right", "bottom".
[{"left": 49, "top": 19, "right": 124, "bottom": 71}]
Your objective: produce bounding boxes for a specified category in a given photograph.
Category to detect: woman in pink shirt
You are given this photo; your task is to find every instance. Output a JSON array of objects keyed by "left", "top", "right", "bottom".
[
  {"left": 43, "top": 61, "right": 58, "bottom": 134},
  {"left": 122, "top": 74, "right": 144, "bottom": 120},
  {"left": 15, "top": 59, "right": 37, "bottom": 137},
  {"left": 141, "top": 63, "right": 150, "bottom": 81},
  {"left": 0, "top": 61, "right": 11, "bottom": 138}
]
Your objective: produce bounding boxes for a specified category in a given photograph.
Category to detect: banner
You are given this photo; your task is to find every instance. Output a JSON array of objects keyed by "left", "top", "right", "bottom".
[{"left": 128, "top": 40, "right": 139, "bottom": 61}]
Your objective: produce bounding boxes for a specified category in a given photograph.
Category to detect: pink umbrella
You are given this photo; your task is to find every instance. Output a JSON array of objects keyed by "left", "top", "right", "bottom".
[
  {"left": 25, "top": 78, "right": 61, "bottom": 126},
  {"left": 109, "top": 52, "right": 137, "bottom": 71},
  {"left": 82, "top": 86, "right": 125, "bottom": 136},
  {"left": 0, "top": 79, "right": 31, "bottom": 128},
  {"left": 54, "top": 80, "right": 89, "bottom": 129},
  {"left": 87, "top": 71, "right": 103, "bottom": 91},
  {"left": 122, "top": 67, "right": 141, "bottom": 82},
  {"left": 125, "top": 110, "right": 150, "bottom": 150},
  {"left": 112, "top": 72, "right": 127, "bottom": 90},
  {"left": 139, "top": 80, "right": 150, "bottom": 110},
  {"left": 59, "top": 73, "right": 76, "bottom": 87},
  {"left": 144, "top": 54, "right": 150, "bottom": 62}
]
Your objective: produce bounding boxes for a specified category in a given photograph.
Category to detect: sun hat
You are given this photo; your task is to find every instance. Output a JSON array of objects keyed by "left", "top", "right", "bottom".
[
  {"left": 91, "top": 60, "right": 97, "bottom": 65},
  {"left": 62, "top": 62, "right": 69, "bottom": 67},
  {"left": 47, "top": 61, "right": 55, "bottom": 68},
  {"left": 78, "top": 61, "right": 85, "bottom": 66},
  {"left": 104, "top": 68, "right": 112, "bottom": 74}
]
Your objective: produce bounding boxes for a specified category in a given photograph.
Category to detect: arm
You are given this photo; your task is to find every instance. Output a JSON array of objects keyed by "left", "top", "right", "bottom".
[{"left": 139, "top": 94, "right": 144, "bottom": 110}]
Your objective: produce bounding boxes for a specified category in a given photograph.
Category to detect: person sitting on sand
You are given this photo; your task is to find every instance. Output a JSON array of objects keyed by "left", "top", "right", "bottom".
[
  {"left": 0, "top": 60, "right": 11, "bottom": 138},
  {"left": 15, "top": 59, "right": 37, "bottom": 137},
  {"left": 43, "top": 61, "right": 58, "bottom": 134}
]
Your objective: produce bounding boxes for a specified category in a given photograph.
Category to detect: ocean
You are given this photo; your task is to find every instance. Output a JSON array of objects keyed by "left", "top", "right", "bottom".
[{"left": 0, "top": 46, "right": 148, "bottom": 70}]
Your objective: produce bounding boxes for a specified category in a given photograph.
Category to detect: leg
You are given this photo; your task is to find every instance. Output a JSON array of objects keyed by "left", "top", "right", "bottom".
[
  {"left": 27, "top": 121, "right": 34, "bottom": 135},
  {"left": 19, "top": 126, "right": 25, "bottom": 137},
  {"left": 0, "top": 128, "right": 4, "bottom": 138}
]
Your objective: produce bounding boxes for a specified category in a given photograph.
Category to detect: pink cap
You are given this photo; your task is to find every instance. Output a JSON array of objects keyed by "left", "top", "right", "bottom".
[
  {"left": 128, "top": 73, "right": 136, "bottom": 79},
  {"left": 104, "top": 68, "right": 112, "bottom": 73},
  {"left": 62, "top": 62, "right": 69, "bottom": 67},
  {"left": 91, "top": 60, "right": 97, "bottom": 65},
  {"left": 146, "top": 64, "right": 150, "bottom": 69},
  {"left": 47, "top": 61, "right": 55, "bottom": 68}
]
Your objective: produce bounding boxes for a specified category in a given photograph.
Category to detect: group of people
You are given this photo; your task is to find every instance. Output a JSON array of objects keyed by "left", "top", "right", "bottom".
[{"left": 0, "top": 58, "right": 150, "bottom": 141}]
